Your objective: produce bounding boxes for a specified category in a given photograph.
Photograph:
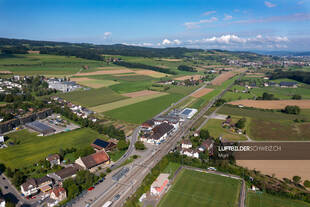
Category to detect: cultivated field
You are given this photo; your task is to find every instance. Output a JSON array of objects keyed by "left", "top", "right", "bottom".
[
  {"left": 211, "top": 71, "right": 235, "bottom": 85},
  {"left": 134, "top": 69, "right": 168, "bottom": 78},
  {"left": 71, "top": 77, "right": 119, "bottom": 88},
  {"left": 74, "top": 69, "right": 134, "bottom": 76},
  {"left": 238, "top": 160, "right": 310, "bottom": 183},
  {"left": 122, "top": 90, "right": 161, "bottom": 98},
  {"left": 75, "top": 68, "right": 167, "bottom": 78},
  {"left": 58, "top": 87, "right": 127, "bottom": 107},
  {"left": 191, "top": 88, "right": 214, "bottom": 98},
  {"left": 246, "top": 192, "right": 310, "bottom": 207},
  {"left": 90, "top": 92, "right": 167, "bottom": 112},
  {"left": 159, "top": 58, "right": 182, "bottom": 62},
  {"left": 174, "top": 75, "right": 202, "bottom": 81},
  {"left": 104, "top": 93, "right": 183, "bottom": 123},
  {"left": 0, "top": 128, "right": 105, "bottom": 168},
  {"left": 158, "top": 169, "right": 241, "bottom": 207},
  {"left": 229, "top": 100, "right": 310, "bottom": 109}
]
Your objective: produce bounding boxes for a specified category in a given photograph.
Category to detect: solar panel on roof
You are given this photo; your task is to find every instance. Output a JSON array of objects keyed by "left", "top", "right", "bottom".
[
  {"left": 181, "top": 109, "right": 192, "bottom": 115},
  {"left": 93, "top": 139, "right": 109, "bottom": 148}
]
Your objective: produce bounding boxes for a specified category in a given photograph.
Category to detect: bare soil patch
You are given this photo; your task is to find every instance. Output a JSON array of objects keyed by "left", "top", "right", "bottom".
[
  {"left": 134, "top": 70, "right": 167, "bottom": 78},
  {"left": 27, "top": 50, "right": 40, "bottom": 54},
  {"left": 96, "top": 66, "right": 128, "bottom": 70},
  {"left": 237, "top": 160, "right": 310, "bottom": 181},
  {"left": 122, "top": 90, "right": 162, "bottom": 98},
  {"left": 229, "top": 100, "right": 310, "bottom": 109},
  {"left": 0, "top": 70, "right": 12, "bottom": 74},
  {"left": 74, "top": 69, "right": 134, "bottom": 76},
  {"left": 191, "top": 88, "right": 214, "bottom": 98},
  {"left": 174, "top": 75, "right": 202, "bottom": 81},
  {"left": 211, "top": 71, "right": 235, "bottom": 85}
]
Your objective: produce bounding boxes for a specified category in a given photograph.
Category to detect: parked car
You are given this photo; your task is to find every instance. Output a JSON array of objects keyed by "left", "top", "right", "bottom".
[
  {"left": 207, "top": 167, "right": 217, "bottom": 171},
  {"left": 113, "top": 194, "right": 120, "bottom": 201},
  {"left": 88, "top": 186, "right": 95, "bottom": 191}
]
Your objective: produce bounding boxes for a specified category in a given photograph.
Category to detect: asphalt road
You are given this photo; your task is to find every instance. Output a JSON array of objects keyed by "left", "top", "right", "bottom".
[{"left": 0, "top": 173, "right": 33, "bottom": 207}]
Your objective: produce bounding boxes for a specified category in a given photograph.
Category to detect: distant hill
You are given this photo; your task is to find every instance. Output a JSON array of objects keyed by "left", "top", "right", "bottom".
[
  {"left": 253, "top": 50, "right": 310, "bottom": 56},
  {"left": 0, "top": 37, "right": 203, "bottom": 59}
]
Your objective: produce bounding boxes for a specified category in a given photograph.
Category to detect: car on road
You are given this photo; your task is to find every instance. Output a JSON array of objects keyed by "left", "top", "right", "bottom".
[
  {"left": 4, "top": 186, "right": 8, "bottom": 189},
  {"left": 207, "top": 167, "right": 217, "bottom": 171},
  {"left": 2, "top": 177, "right": 5, "bottom": 180},
  {"left": 87, "top": 186, "right": 95, "bottom": 191}
]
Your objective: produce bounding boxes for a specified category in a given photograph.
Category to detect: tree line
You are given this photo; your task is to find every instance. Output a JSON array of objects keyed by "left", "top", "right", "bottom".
[
  {"left": 114, "top": 61, "right": 177, "bottom": 75},
  {"left": 269, "top": 70, "right": 310, "bottom": 84}
]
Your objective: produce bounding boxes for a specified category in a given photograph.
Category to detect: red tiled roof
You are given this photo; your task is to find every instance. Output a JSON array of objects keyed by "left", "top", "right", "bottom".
[
  {"left": 81, "top": 150, "right": 110, "bottom": 169},
  {"left": 52, "top": 187, "right": 66, "bottom": 198}
]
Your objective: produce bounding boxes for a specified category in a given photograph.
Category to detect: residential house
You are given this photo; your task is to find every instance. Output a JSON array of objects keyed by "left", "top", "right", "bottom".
[
  {"left": 49, "top": 186, "right": 67, "bottom": 204},
  {"left": 21, "top": 176, "right": 53, "bottom": 196},
  {"left": 46, "top": 154, "right": 61, "bottom": 166},
  {"left": 91, "top": 139, "right": 116, "bottom": 152},
  {"left": 150, "top": 173, "right": 169, "bottom": 196},
  {"left": 199, "top": 139, "right": 215, "bottom": 154},
  {"left": 0, "top": 196, "right": 5, "bottom": 207},
  {"left": 75, "top": 150, "right": 110, "bottom": 172},
  {"left": 52, "top": 166, "right": 79, "bottom": 181},
  {"left": 21, "top": 178, "right": 39, "bottom": 196},
  {"left": 181, "top": 139, "right": 192, "bottom": 149},
  {"left": 141, "top": 120, "right": 155, "bottom": 130},
  {"left": 180, "top": 148, "right": 199, "bottom": 159}
]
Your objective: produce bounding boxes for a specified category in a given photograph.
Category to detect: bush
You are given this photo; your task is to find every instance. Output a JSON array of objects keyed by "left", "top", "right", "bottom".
[
  {"left": 117, "top": 140, "right": 130, "bottom": 151},
  {"left": 293, "top": 175, "right": 301, "bottom": 184},
  {"left": 292, "top": 94, "right": 302, "bottom": 100},
  {"left": 304, "top": 180, "right": 310, "bottom": 188},
  {"left": 235, "top": 118, "right": 246, "bottom": 129},
  {"left": 134, "top": 141, "right": 146, "bottom": 150},
  {"left": 282, "top": 105, "right": 300, "bottom": 115},
  {"left": 177, "top": 65, "right": 197, "bottom": 72}
]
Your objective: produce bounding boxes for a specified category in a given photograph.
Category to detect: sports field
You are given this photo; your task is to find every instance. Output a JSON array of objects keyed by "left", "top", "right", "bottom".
[
  {"left": 58, "top": 87, "right": 127, "bottom": 107},
  {"left": 0, "top": 128, "right": 105, "bottom": 168},
  {"left": 104, "top": 93, "right": 183, "bottom": 123},
  {"left": 90, "top": 92, "right": 167, "bottom": 112},
  {"left": 158, "top": 169, "right": 241, "bottom": 207},
  {"left": 247, "top": 192, "right": 310, "bottom": 207}
]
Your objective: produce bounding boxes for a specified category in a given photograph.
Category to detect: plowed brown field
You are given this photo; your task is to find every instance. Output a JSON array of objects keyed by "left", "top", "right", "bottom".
[{"left": 190, "top": 88, "right": 214, "bottom": 98}]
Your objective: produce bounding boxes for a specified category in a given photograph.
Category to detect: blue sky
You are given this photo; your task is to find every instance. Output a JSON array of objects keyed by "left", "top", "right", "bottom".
[{"left": 1, "top": 0, "right": 310, "bottom": 50}]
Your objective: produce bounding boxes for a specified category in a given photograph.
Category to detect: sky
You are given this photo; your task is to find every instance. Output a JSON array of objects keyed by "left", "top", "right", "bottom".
[{"left": 1, "top": 0, "right": 310, "bottom": 51}]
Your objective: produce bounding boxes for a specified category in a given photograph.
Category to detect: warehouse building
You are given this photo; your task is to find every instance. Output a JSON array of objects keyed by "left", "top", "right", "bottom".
[{"left": 25, "top": 121, "right": 56, "bottom": 135}]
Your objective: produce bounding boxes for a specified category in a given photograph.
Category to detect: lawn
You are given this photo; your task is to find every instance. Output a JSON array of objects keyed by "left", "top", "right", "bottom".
[
  {"left": 90, "top": 92, "right": 167, "bottom": 112},
  {"left": 0, "top": 128, "right": 105, "bottom": 168},
  {"left": 202, "top": 118, "right": 247, "bottom": 141},
  {"left": 162, "top": 162, "right": 181, "bottom": 178},
  {"left": 251, "top": 86, "right": 310, "bottom": 100},
  {"left": 247, "top": 192, "right": 310, "bottom": 207},
  {"left": 104, "top": 93, "right": 184, "bottom": 124},
  {"left": 58, "top": 87, "right": 127, "bottom": 107},
  {"left": 158, "top": 169, "right": 241, "bottom": 207},
  {"left": 108, "top": 149, "right": 127, "bottom": 162},
  {"left": 218, "top": 105, "right": 310, "bottom": 141},
  {"left": 166, "top": 85, "right": 200, "bottom": 95}
]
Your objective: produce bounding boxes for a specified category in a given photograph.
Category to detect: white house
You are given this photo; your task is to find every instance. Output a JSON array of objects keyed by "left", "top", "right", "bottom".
[
  {"left": 181, "top": 149, "right": 199, "bottom": 159},
  {"left": 181, "top": 140, "right": 192, "bottom": 149}
]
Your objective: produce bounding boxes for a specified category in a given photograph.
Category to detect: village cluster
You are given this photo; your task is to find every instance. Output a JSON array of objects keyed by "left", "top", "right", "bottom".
[{"left": 19, "top": 138, "right": 116, "bottom": 206}]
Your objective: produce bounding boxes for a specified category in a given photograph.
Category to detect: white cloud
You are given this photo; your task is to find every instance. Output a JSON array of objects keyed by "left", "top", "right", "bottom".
[
  {"left": 223, "top": 14, "right": 233, "bottom": 21},
  {"left": 162, "top": 39, "right": 172, "bottom": 45},
  {"left": 203, "top": 10, "right": 216, "bottom": 16},
  {"left": 202, "top": 34, "right": 246, "bottom": 44},
  {"left": 162, "top": 39, "right": 182, "bottom": 46},
  {"left": 264, "top": 1, "right": 277, "bottom": 8},
  {"left": 103, "top": 32, "right": 112, "bottom": 39},
  {"left": 184, "top": 17, "right": 218, "bottom": 29}
]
